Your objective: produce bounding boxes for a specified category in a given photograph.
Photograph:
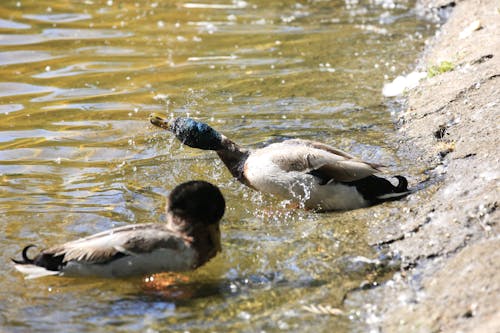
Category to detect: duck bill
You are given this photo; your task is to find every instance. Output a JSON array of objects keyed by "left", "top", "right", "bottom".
[
  {"left": 208, "top": 223, "right": 222, "bottom": 254},
  {"left": 149, "top": 113, "right": 172, "bottom": 130}
]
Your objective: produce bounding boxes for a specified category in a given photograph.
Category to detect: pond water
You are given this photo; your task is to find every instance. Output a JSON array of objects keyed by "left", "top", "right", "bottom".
[{"left": 0, "top": 0, "right": 434, "bottom": 332}]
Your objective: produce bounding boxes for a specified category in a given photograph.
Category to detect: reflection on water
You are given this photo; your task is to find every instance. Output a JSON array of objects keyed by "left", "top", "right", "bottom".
[{"left": 0, "top": 0, "right": 433, "bottom": 332}]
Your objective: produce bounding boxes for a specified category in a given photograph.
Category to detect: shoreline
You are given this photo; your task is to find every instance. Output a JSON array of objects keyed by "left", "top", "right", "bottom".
[{"left": 348, "top": 0, "right": 499, "bottom": 331}]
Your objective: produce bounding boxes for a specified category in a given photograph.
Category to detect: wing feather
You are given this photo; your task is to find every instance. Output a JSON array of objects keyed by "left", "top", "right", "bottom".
[
  {"left": 279, "top": 139, "right": 359, "bottom": 159},
  {"left": 261, "top": 139, "right": 383, "bottom": 182},
  {"left": 43, "top": 224, "right": 187, "bottom": 265}
]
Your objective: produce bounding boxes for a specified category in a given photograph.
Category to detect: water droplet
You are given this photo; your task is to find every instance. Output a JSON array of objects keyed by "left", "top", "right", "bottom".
[
  {"left": 229, "top": 283, "right": 238, "bottom": 293},
  {"left": 238, "top": 311, "right": 251, "bottom": 320}
]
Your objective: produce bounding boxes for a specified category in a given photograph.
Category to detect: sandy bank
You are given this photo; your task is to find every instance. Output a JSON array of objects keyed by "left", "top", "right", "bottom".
[{"left": 347, "top": 0, "right": 499, "bottom": 331}]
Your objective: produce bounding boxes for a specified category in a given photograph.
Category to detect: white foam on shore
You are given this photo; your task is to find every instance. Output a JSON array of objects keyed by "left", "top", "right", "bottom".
[{"left": 382, "top": 71, "right": 427, "bottom": 97}]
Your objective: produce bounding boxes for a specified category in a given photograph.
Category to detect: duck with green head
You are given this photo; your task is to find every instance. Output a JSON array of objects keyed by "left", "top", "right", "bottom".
[{"left": 150, "top": 114, "right": 409, "bottom": 211}]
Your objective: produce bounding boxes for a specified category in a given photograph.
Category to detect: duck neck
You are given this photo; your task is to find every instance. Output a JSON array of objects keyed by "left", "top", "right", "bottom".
[
  {"left": 166, "top": 213, "right": 191, "bottom": 234},
  {"left": 166, "top": 214, "right": 219, "bottom": 267},
  {"left": 216, "top": 136, "right": 250, "bottom": 184},
  {"left": 191, "top": 222, "right": 220, "bottom": 268}
]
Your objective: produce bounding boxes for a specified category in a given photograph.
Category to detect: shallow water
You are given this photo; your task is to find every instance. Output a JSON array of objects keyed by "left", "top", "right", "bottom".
[{"left": 0, "top": 0, "right": 433, "bottom": 332}]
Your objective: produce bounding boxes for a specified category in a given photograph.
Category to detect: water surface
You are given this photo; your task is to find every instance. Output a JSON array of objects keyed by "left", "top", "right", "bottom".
[{"left": 0, "top": 0, "right": 433, "bottom": 332}]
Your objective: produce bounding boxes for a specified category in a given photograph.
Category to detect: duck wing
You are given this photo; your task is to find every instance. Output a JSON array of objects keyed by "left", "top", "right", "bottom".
[
  {"left": 279, "top": 139, "right": 360, "bottom": 159},
  {"left": 266, "top": 139, "right": 383, "bottom": 182},
  {"left": 42, "top": 223, "right": 189, "bottom": 266}
]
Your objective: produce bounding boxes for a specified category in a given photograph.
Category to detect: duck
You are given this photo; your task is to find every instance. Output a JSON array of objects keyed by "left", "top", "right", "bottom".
[
  {"left": 150, "top": 114, "right": 409, "bottom": 211},
  {"left": 12, "top": 180, "right": 225, "bottom": 279}
]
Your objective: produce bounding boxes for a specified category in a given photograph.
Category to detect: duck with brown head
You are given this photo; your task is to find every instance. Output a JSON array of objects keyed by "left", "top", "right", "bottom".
[{"left": 12, "top": 181, "right": 225, "bottom": 279}]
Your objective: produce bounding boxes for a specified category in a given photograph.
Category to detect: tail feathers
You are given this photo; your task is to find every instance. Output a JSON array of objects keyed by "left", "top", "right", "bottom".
[
  {"left": 13, "top": 263, "right": 60, "bottom": 280},
  {"left": 393, "top": 175, "right": 408, "bottom": 192},
  {"left": 11, "top": 244, "right": 36, "bottom": 265},
  {"left": 374, "top": 175, "right": 410, "bottom": 202},
  {"left": 11, "top": 244, "right": 61, "bottom": 279},
  {"left": 375, "top": 190, "right": 410, "bottom": 201},
  {"left": 347, "top": 175, "right": 410, "bottom": 203}
]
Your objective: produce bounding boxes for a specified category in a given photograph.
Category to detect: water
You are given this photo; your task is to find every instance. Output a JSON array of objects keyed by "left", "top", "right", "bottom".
[{"left": 0, "top": 0, "right": 433, "bottom": 332}]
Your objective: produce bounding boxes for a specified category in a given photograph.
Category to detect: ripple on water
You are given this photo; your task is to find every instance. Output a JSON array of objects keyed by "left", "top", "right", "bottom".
[
  {"left": 0, "top": 50, "right": 61, "bottom": 67},
  {"left": 0, "top": 18, "right": 31, "bottom": 30},
  {"left": 0, "top": 29, "right": 132, "bottom": 46},
  {"left": 41, "top": 28, "right": 133, "bottom": 40},
  {"left": 0, "top": 128, "right": 76, "bottom": 144},
  {"left": 32, "top": 61, "right": 134, "bottom": 79},
  {"left": 0, "top": 104, "right": 24, "bottom": 115},
  {"left": 75, "top": 46, "right": 140, "bottom": 56},
  {"left": 183, "top": 2, "right": 248, "bottom": 9},
  {"left": 0, "top": 33, "right": 45, "bottom": 45},
  {"left": 188, "top": 20, "right": 304, "bottom": 34},
  {"left": 22, "top": 13, "right": 92, "bottom": 23},
  {"left": 0, "top": 82, "right": 55, "bottom": 98},
  {"left": 30, "top": 87, "right": 127, "bottom": 102},
  {"left": 42, "top": 102, "right": 163, "bottom": 113},
  {"left": 0, "top": 83, "right": 128, "bottom": 103}
]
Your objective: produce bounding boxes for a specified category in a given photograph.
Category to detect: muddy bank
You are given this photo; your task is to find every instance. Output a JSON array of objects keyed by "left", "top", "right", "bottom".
[{"left": 347, "top": 0, "right": 499, "bottom": 331}]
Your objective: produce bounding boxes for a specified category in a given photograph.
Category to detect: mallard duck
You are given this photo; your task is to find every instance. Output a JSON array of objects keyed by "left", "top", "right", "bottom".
[
  {"left": 12, "top": 180, "right": 225, "bottom": 279},
  {"left": 150, "top": 114, "right": 409, "bottom": 211}
]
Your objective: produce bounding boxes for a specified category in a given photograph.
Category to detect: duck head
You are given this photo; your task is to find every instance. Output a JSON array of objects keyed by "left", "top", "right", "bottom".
[
  {"left": 150, "top": 114, "right": 225, "bottom": 151},
  {"left": 167, "top": 180, "right": 225, "bottom": 252},
  {"left": 168, "top": 180, "right": 225, "bottom": 224}
]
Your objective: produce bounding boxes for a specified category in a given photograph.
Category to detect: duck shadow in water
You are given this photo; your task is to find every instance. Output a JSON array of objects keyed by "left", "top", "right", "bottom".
[{"left": 138, "top": 271, "right": 327, "bottom": 303}]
